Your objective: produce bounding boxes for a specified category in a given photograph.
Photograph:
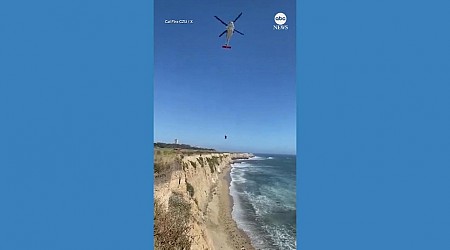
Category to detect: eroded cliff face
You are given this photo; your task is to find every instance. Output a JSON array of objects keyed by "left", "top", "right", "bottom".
[{"left": 154, "top": 152, "right": 252, "bottom": 250}]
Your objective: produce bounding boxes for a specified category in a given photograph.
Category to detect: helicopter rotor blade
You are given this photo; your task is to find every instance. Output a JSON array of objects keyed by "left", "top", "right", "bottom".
[
  {"left": 219, "top": 30, "right": 227, "bottom": 37},
  {"left": 233, "top": 12, "right": 243, "bottom": 23},
  {"left": 234, "top": 29, "right": 244, "bottom": 35},
  {"left": 214, "top": 16, "right": 228, "bottom": 26}
]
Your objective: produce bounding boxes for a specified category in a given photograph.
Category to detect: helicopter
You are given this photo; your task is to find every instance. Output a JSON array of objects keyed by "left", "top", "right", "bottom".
[{"left": 214, "top": 12, "right": 244, "bottom": 49}]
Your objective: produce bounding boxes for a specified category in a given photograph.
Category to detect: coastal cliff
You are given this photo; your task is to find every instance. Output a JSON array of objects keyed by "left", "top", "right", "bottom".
[{"left": 154, "top": 150, "right": 253, "bottom": 250}]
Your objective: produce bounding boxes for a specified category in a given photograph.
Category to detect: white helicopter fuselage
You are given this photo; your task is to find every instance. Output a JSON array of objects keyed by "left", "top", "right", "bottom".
[{"left": 225, "top": 21, "right": 235, "bottom": 45}]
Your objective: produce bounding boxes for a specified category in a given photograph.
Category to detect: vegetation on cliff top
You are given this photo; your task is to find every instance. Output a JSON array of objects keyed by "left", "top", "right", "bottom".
[
  {"left": 206, "top": 156, "right": 220, "bottom": 173},
  {"left": 154, "top": 142, "right": 215, "bottom": 151},
  {"left": 154, "top": 193, "right": 193, "bottom": 249},
  {"left": 154, "top": 147, "right": 251, "bottom": 175},
  {"left": 186, "top": 182, "right": 194, "bottom": 198}
]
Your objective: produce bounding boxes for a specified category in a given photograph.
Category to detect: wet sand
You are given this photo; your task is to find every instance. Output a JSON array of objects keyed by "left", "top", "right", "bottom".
[{"left": 205, "top": 164, "right": 254, "bottom": 250}]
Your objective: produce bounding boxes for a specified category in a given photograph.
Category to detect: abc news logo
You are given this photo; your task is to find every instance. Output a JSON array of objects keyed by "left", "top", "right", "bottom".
[{"left": 273, "top": 13, "right": 288, "bottom": 30}]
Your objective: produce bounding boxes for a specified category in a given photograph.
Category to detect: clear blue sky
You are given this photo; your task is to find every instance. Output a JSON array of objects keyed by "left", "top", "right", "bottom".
[{"left": 154, "top": 0, "right": 296, "bottom": 154}]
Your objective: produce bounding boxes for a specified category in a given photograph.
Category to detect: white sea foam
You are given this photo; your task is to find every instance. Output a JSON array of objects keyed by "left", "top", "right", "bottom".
[
  {"left": 229, "top": 155, "right": 296, "bottom": 249},
  {"left": 259, "top": 184, "right": 296, "bottom": 209},
  {"left": 230, "top": 171, "right": 246, "bottom": 184},
  {"left": 231, "top": 162, "right": 252, "bottom": 168},
  {"left": 229, "top": 173, "right": 258, "bottom": 245},
  {"left": 230, "top": 163, "right": 268, "bottom": 248},
  {"left": 244, "top": 191, "right": 274, "bottom": 217},
  {"left": 264, "top": 224, "right": 296, "bottom": 250},
  {"left": 247, "top": 156, "right": 265, "bottom": 160}
]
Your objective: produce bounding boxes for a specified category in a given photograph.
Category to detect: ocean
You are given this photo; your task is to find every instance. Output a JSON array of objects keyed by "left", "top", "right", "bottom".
[{"left": 230, "top": 154, "right": 296, "bottom": 250}]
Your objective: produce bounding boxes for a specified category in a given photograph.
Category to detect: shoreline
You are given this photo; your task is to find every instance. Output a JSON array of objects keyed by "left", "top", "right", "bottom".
[{"left": 205, "top": 162, "right": 254, "bottom": 250}]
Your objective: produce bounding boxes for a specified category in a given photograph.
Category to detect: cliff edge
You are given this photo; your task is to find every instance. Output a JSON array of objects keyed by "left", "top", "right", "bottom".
[{"left": 154, "top": 149, "right": 253, "bottom": 250}]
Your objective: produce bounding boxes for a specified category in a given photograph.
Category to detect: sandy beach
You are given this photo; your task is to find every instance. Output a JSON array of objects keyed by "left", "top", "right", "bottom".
[{"left": 205, "top": 163, "right": 254, "bottom": 250}]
